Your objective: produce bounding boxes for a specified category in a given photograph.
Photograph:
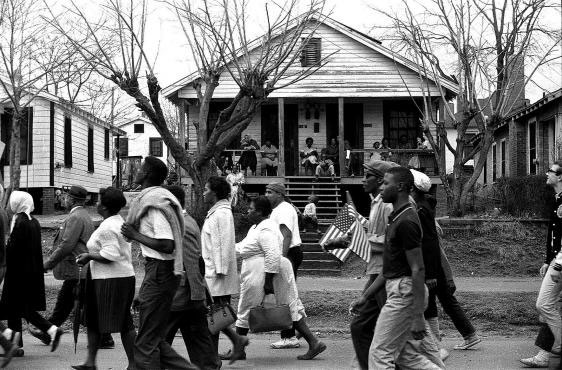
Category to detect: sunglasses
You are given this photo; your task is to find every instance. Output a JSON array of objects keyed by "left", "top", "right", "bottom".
[{"left": 547, "top": 169, "right": 562, "bottom": 175}]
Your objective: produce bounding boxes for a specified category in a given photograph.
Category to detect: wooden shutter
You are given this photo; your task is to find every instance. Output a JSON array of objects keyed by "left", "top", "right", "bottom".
[
  {"left": 300, "top": 38, "right": 321, "bottom": 67},
  {"left": 64, "top": 116, "right": 73, "bottom": 167},
  {"left": 104, "top": 129, "right": 110, "bottom": 159},
  {"left": 88, "top": 127, "right": 94, "bottom": 172}
]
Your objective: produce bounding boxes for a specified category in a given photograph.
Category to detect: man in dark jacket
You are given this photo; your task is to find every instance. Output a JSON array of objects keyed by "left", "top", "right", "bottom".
[
  {"left": 30, "top": 186, "right": 95, "bottom": 345},
  {"left": 165, "top": 185, "right": 221, "bottom": 370}
]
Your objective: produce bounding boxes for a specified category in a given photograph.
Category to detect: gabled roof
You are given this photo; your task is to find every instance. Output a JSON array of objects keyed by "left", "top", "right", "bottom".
[
  {"left": 117, "top": 115, "right": 152, "bottom": 128},
  {"left": 162, "top": 16, "right": 458, "bottom": 99},
  {"left": 507, "top": 88, "right": 562, "bottom": 120}
]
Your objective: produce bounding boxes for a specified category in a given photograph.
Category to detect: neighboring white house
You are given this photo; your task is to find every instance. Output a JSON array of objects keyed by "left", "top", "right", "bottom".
[
  {"left": 0, "top": 88, "right": 122, "bottom": 214},
  {"left": 114, "top": 116, "right": 168, "bottom": 189}
]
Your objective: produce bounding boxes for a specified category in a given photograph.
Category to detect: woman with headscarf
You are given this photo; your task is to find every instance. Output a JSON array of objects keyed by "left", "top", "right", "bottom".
[{"left": 0, "top": 191, "right": 64, "bottom": 356}]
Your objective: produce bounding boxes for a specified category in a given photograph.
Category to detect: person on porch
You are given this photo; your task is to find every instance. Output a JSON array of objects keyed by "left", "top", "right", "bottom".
[
  {"left": 239, "top": 135, "right": 259, "bottom": 176},
  {"left": 300, "top": 137, "right": 319, "bottom": 176},
  {"left": 314, "top": 152, "right": 336, "bottom": 182},
  {"left": 260, "top": 140, "right": 279, "bottom": 176},
  {"left": 324, "top": 138, "right": 339, "bottom": 173}
]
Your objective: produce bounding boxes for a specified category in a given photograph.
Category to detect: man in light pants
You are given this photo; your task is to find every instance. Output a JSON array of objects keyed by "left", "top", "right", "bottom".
[{"left": 522, "top": 162, "right": 562, "bottom": 367}]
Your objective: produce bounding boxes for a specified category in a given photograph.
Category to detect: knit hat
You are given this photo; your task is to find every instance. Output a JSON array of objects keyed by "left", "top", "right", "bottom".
[
  {"left": 363, "top": 159, "right": 399, "bottom": 178},
  {"left": 410, "top": 169, "right": 432, "bottom": 193},
  {"left": 266, "top": 182, "right": 286, "bottom": 196}
]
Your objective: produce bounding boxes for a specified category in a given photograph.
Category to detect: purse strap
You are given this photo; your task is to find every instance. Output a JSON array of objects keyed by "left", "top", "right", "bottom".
[{"left": 204, "top": 282, "right": 215, "bottom": 306}]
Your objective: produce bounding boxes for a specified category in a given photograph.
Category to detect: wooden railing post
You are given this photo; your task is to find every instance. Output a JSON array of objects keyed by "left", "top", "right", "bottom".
[
  {"left": 338, "top": 97, "right": 345, "bottom": 177},
  {"left": 278, "top": 98, "right": 285, "bottom": 177}
]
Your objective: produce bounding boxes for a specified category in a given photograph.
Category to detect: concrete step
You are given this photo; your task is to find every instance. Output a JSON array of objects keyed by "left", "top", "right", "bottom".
[
  {"left": 303, "top": 251, "right": 341, "bottom": 261},
  {"left": 301, "top": 243, "right": 325, "bottom": 252},
  {"left": 301, "top": 259, "right": 341, "bottom": 270}
]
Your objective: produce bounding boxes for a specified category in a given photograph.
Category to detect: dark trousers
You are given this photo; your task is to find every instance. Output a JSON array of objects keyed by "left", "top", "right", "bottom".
[
  {"left": 49, "top": 279, "right": 79, "bottom": 326},
  {"left": 350, "top": 274, "right": 387, "bottom": 370},
  {"left": 281, "top": 246, "right": 303, "bottom": 339},
  {"left": 134, "top": 258, "right": 193, "bottom": 370},
  {"left": 536, "top": 323, "right": 555, "bottom": 352},
  {"left": 166, "top": 300, "right": 221, "bottom": 370},
  {"left": 9, "top": 309, "right": 53, "bottom": 347},
  {"left": 435, "top": 280, "right": 475, "bottom": 338}
]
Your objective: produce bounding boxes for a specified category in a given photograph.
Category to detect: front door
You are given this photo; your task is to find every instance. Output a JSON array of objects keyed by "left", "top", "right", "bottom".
[{"left": 284, "top": 104, "right": 299, "bottom": 176}]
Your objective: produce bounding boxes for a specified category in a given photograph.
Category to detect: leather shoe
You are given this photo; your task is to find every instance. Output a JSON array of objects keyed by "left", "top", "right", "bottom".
[
  {"left": 28, "top": 326, "right": 50, "bottom": 345},
  {"left": 219, "top": 349, "right": 246, "bottom": 361},
  {"left": 99, "top": 334, "right": 114, "bottom": 349},
  {"left": 71, "top": 365, "right": 97, "bottom": 370},
  {"left": 50, "top": 328, "right": 64, "bottom": 352}
]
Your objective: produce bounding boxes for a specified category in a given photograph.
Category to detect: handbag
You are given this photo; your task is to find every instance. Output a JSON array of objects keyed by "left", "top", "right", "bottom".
[
  {"left": 248, "top": 294, "right": 293, "bottom": 333},
  {"left": 205, "top": 287, "right": 237, "bottom": 335}
]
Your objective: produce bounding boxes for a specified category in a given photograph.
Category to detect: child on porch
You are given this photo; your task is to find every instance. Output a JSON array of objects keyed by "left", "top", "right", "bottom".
[{"left": 301, "top": 195, "right": 321, "bottom": 234}]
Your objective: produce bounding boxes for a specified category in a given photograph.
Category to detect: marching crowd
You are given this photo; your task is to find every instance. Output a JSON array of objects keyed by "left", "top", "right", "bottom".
[{"left": 4, "top": 154, "right": 562, "bottom": 369}]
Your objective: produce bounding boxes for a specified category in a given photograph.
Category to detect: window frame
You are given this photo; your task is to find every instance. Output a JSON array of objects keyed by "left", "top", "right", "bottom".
[
  {"left": 104, "top": 128, "right": 110, "bottom": 160},
  {"left": 300, "top": 37, "right": 322, "bottom": 67},
  {"left": 64, "top": 116, "right": 73, "bottom": 168},
  {"left": 149, "top": 137, "right": 163, "bottom": 157},
  {"left": 133, "top": 123, "right": 144, "bottom": 133},
  {"left": 87, "top": 126, "right": 95, "bottom": 173}
]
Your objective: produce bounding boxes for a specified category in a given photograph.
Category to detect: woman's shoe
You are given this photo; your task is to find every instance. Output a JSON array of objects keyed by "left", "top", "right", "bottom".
[
  {"left": 229, "top": 336, "right": 249, "bottom": 365},
  {"left": 297, "top": 341, "right": 326, "bottom": 360},
  {"left": 71, "top": 365, "right": 97, "bottom": 370}
]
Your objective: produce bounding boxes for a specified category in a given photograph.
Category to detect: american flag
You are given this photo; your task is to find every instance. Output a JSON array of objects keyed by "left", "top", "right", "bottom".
[{"left": 319, "top": 203, "right": 370, "bottom": 262}]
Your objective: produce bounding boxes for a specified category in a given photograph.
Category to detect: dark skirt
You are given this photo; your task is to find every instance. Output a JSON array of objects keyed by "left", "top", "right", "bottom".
[{"left": 85, "top": 273, "right": 135, "bottom": 333}]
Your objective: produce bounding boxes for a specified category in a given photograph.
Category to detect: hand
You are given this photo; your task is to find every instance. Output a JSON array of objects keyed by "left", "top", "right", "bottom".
[
  {"left": 426, "top": 279, "right": 438, "bottom": 290},
  {"left": 551, "top": 269, "right": 561, "bottom": 283},
  {"left": 264, "top": 281, "right": 274, "bottom": 295},
  {"left": 75, "top": 253, "right": 90, "bottom": 266},
  {"left": 349, "top": 296, "right": 366, "bottom": 315},
  {"left": 121, "top": 223, "right": 139, "bottom": 241},
  {"left": 411, "top": 315, "right": 426, "bottom": 340},
  {"left": 540, "top": 263, "right": 549, "bottom": 278},
  {"left": 132, "top": 296, "right": 141, "bottom": 312}
]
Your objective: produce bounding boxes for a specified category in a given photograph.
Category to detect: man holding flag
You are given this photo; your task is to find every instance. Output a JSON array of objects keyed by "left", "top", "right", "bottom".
[{"left": 324, "top": 159, "right": 397, "bottom": 370}]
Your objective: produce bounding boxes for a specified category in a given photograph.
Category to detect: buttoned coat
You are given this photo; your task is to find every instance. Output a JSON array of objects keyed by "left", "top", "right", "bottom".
[{"left": 44, "top": 207, "right": 94, "bottom": 280}]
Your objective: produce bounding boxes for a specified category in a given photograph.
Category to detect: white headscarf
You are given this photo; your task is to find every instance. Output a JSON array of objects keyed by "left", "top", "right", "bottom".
[{"left": 9, "top": 190, "right": 34, "bottom": 232}]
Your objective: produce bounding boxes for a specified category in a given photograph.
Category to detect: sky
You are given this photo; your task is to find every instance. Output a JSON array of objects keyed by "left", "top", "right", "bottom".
[{"left": 71, "top": 0, "right": 562, "bottom": 104}]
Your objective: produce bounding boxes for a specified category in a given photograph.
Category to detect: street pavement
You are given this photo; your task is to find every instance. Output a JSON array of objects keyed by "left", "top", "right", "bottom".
[{"left": 7, "top": 333, "right": 541, "bottom": 369}]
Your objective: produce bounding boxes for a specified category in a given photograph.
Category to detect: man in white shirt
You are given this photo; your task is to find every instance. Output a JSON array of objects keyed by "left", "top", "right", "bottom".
[
  {"left": 121, "top": 156, "right": 194, "bottom": 370},
  {"left": 265, "top": 182, "right": 303, "bottom": 349}
]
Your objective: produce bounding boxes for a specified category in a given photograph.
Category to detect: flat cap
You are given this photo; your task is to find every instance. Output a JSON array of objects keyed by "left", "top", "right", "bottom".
[
  {"left": 266, "top": 182, "right": 286, "bottom": 196},
  {"left": 68, "top": 185, "right": 88, "bottom": 200},
  {"left": 363, "top": 159, "right": 399, "bottom": 177},
  {"left": 410, "top": 169, "right": 432, "bottom": 193}
]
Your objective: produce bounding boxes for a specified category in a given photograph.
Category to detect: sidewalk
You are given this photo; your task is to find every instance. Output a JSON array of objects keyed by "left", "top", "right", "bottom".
[{"left": 44, "top": 273, "right": 542, "bottom": 293}]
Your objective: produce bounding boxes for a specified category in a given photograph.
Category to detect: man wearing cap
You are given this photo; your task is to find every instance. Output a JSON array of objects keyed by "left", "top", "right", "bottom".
[
  {"left": 32, "top": 186, "right": 94, "bottom": 344},
  {"left": 265, "top": 182, "right": 303, "bottom": 349}
]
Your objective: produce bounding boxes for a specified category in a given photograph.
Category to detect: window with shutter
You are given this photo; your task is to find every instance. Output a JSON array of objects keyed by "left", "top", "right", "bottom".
[
  {"left": 115, "top": 137, "right": 128, "bottom": 157},
  {"left": 64, "top": 116, "right": 73, "bottom": 167},
  {"left": 104, "top": 129, "right": 110, "bottom": 160},
  {"left": 300, "top": 38, "right": 321, "bottom": 67},
  {"left": 0, "top": 108, "right": 34, "bottom": 166},
  {"left": 88, "top": 127, "right": 94, "bottom": 172}
]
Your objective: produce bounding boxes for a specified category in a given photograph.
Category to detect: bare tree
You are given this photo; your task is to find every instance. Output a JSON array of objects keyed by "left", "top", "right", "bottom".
[
  {"left": 48, "top": 0, "right": 330, "bottom": 222},
  {"left": 0, "top": 0, "right": 71, "bottom": 189},
  {"left": 374, "top": 0, "right": 561, "bottom": 215}
]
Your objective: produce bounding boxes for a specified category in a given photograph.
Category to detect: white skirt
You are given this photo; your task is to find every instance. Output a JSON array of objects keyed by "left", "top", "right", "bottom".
[{"left": 236, "top": 255, "right": 305, "bottom": 329}]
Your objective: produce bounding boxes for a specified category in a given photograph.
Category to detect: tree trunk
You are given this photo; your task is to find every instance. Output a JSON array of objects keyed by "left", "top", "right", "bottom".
[
  {"left": 186, "top": 160, "right": 218, "bottom": 226},
  {"left": 9, "top": 113, "right": 21, "bottom": 190}
]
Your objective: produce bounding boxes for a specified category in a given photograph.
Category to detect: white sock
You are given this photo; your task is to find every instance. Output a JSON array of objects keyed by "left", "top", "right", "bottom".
[
  {"left": 2, "top": 328, "right": 12, "bottom": 339},
  {"left": 47, "top": 325, "right": 57, "bottom": 339},
  {"left": 536, "top": 349, "right": 550, "bottom": 360}
]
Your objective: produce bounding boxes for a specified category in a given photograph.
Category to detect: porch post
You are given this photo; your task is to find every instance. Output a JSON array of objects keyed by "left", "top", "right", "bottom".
[
  {"left": 278, "top": 97, "right": 285, "bottom": 177},
  {"left": 338, "top": 97, "right": 345, "bottom": 176},
  {"left": 178, "top": 99, "right": 186, "bottom": 184}
]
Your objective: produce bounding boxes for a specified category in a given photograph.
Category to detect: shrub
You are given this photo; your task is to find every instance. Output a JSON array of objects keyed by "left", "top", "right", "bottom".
[{"left": 492, "top": 175, "right": 554, "bottom": 217}]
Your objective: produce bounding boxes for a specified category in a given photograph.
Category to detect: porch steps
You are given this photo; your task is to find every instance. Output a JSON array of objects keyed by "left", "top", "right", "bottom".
[{"left": 285, "top": 176, "right": 343, "bottom": 276}]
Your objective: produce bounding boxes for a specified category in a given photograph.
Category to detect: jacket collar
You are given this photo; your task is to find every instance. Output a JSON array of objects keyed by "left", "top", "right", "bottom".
[{"left": 206, "top": 199, "right": 231, "bottom": 219}]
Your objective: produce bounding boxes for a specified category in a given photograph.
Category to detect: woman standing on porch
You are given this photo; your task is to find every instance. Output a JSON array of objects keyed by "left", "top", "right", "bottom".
[{"left": 260, "top": 140, "right": 279, "bottom": 176}]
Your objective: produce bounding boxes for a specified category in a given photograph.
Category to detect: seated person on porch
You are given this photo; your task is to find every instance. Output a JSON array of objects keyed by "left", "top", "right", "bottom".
[
  {"left": 239, "top": 134, "right": 259, "bottom": 176},
  {"left": 260, "top": 140, "right": 278, "bottom": 175},
  {"left": 380, "top": 137, "right": 392, "bottom": 161},
  {"left": 217, "top": 151, "right": 234, "bottom": 175},
  {"left": 314, "top": 152, "right": 336, "bottom": 182},
  {"left": 324, "top": 138, "right": 339, "bottom": 164},
  {"left": 370, "top": 141, "right": 382, "bottom": 160},
  {"left": 344, "top": 140, "right": 360, "bottom": 177},
  {"left": 300, "top": 137, "right": 319, "bottom": 176},
  {"left": 302, "top": 195, "right": 321, "bottom": 234}
]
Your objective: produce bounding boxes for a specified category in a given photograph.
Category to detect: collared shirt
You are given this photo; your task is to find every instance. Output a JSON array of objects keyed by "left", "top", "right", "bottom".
[
  {"left": 366, "top": 194, "right": 393, "bottom": 274},
  {"left": 138, "top": 208, "right": 174, "bottom": 260},
  {"left": 382, "top": 203, "right": 422, "bottom": 279},
  {"left": 546, "top": 192, "right": 562, "bottom": 264},
  {"left": 69, "top": 205, "right": 82, "bottom": 214}
]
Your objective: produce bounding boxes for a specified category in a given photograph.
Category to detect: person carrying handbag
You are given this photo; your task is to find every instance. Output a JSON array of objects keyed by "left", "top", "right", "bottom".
[{"left": 232, "top": 196, "right": 326, "bottom": 361}]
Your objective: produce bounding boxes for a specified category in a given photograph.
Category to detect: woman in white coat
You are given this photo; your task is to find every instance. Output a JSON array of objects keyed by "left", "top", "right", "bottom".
[
  {"left": 201, "top": 176, "right": 248, "bottom": 364},
  {"left": 233, "top": 196, "right": 326, "bottom": 360}
]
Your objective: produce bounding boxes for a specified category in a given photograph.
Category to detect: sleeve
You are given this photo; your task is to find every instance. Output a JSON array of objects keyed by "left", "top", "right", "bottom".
[
  {"left": 149, "top": 209, "right": 174, "bottom": 240},
  {"left": 396, "top": 219, "right": 421, "bottom": 251},
  {"left": 208, "top": 213, "right": 231, "bottom": 275},
  {"left": 259, "top": 228, "right": 281, "bottom": 274},
  {"left": 45, "top": 215, "right": 83, "bottom": 269},
  {"left": 418, "top": 209, "right": 441, "bottom": 279},
  {"left": 98, "top": 230, "right": 123, "bottom": 262},
  {"left": 367, "top": 204, "right": 392, "bottom": 247}
]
